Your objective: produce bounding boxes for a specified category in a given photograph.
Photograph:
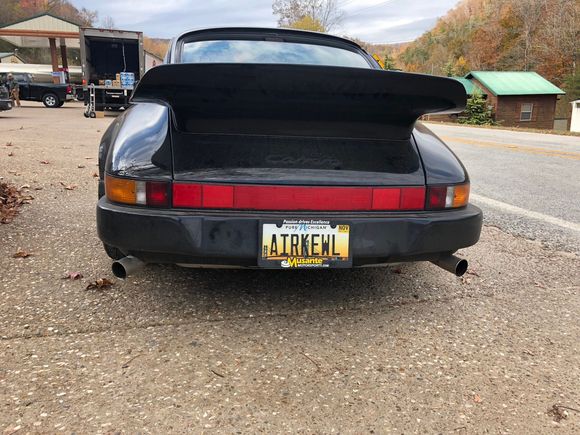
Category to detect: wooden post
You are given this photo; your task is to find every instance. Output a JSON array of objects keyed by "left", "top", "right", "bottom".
[
  {"left": 49, "top": 37, "right": 59, "bottom": 84},
  {"left": 60, "top": 38, "right": 69, "bottom": 83}
]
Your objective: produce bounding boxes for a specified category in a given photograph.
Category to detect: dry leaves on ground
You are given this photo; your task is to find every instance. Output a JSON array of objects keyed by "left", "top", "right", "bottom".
[
  {"left": 40, "top": 160, "right": 50, "bottom": 165},
  {"left": 60, "top": 182, "right": 77, "bottom": 191},
  {"left": 13, "top": 248, "right": 32, "bottom": 258},
  {"left": 62, "top": 271, "right": 83, "bottom": 280},
  {"left": 1, "top": 182, "right": 33, "bottom": 224},
  {"left": 86, "top": 278, "right": 114, "bottom": 290}
]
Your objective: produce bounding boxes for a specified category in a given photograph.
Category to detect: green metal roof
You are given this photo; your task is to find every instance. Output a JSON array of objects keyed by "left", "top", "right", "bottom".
[
  {"left": 465, "top": 71, "right": 565, "bottom": 96},
  {"left": 452, "top": 77, "right": 485, "bottom": 96}
]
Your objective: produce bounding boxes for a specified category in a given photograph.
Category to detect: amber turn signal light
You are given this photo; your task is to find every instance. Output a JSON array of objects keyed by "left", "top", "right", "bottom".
[
  {"left": 426, "top": 183, "right": 470, "bottom": 209},
  {"left": 105, "top": 175, "right": 169, "bottom": 207}
]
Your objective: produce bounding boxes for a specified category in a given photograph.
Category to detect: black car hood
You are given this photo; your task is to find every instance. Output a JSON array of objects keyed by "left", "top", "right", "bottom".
[{"left": 131, "top": 63, "right": 466, "bottom": 140}]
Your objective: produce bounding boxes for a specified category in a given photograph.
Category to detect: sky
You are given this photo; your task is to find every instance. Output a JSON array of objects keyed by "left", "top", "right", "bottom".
[{"left": 72, "top": 0, "right": 460, "bottom": 44}]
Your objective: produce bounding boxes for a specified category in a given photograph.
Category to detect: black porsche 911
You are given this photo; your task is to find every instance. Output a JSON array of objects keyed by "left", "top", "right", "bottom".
[{"left": 96, "top": 27, "right": 482, "bottom": 278}]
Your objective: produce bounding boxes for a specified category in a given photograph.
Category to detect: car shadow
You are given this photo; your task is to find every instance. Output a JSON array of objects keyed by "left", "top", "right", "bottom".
[{"left": 128, "top": 262, "right": 429, "bottom": 319}]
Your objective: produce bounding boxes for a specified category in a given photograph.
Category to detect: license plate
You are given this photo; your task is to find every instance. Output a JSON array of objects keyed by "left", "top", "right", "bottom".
[{"left": 259, "top": 219, "right": 351, "bottom": 269}]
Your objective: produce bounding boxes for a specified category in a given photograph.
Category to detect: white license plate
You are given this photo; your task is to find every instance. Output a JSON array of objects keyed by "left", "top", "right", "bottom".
[{"left": 259, "top": 219, "right": 351, "bottom": 269}]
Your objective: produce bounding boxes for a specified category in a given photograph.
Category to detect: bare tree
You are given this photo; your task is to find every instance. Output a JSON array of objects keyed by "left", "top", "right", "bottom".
[
  {"left": 272, "top": 0, "right": 344, "bottom": 32},
  {"left": 101, "top": 15, "right": 116, "bottom": 30}
]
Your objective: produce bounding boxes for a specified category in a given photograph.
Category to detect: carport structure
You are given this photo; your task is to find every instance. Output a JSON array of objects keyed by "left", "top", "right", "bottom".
[{"left": 0, "top": 13, "right": 80, "bottom": 83}]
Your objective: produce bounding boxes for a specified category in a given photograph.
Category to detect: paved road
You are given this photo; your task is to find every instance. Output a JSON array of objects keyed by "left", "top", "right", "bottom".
[
  {"left": 1, "top": 104, "right": 579, "bottom": 433},
  {"left": 426, "top": 123, "right": 580, "bottom": 253}
]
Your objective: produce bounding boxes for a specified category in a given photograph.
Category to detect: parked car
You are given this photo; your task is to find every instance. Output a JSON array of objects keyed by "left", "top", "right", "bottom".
[
  {"left": 97, "top": 27, "right": 482, "bottom": 278},
  {"left": 0, "top": 83, "right": 11, "bottom": 111},
  {"left": 0, "top": 72, "right": 72, "bottom": 108}
]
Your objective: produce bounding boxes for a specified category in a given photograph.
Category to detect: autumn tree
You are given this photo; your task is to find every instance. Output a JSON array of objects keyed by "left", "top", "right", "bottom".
[
  {"left": 288, "top": 15, "right": 325, "bottom": 32},
  {"left": 100, "top": 15, "right": 116, "bottom": 30},
  {"left": 0, "top": 0, "right": 96, "bottom": 27},
  {"left": 272, "top": 0, "right": 343, "bottom": 32},
  {"left": 383, "top": 54, "right": 396, "bottom": 70}
]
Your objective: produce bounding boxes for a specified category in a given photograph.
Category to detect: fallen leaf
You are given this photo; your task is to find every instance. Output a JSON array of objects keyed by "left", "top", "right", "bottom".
[
  {"left": 473, "top": 394, "right": 482, "bottom": 403},
  {"left": 5, "top": 142, "right": 12, "bottom": 147},
  {"left": 13, "top": 248, "right": 32, "bottom": 258},
  {"left": 1, "top": 182, "right": 33, "bottom": 224},
  {"left": 60, "top": 182, "right": 77, "bottom": 191},
  {"left": 8, "top": 151, "right": 14, "bottom": 157},
  {"left": 62, "top": 271, "right": 83, "bottom": 280},
  {"left": 85, "top": 157, "right": 93, "bottom": 160},
  {"left": 19, "top": 184, "right": 30, "bottom": 190},
  {"left": 548, "top": 405, "right": 569, "bottom": 422},
  {"left": 534, "top": 281, "right": 546, "bottom": 289},
  {"left": 86, "top": 278, "right": 114, "bottom": 290},
  {"left": 77, "top": 164, "right": 86, "bottom": 169},
  {"left": 34, "top": 186, "right": 43, "bottom": 191},
  {"left": 92, "top": 172, "right": 99, "bottom": 178},
  {"left": 40, "top": 160, "right": 50, "bottom": 165}
]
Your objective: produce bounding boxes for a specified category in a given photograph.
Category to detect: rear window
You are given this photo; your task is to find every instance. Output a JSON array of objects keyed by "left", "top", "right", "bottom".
[{"left": 181, "top": 39, "right": 371, "bottom": 68}]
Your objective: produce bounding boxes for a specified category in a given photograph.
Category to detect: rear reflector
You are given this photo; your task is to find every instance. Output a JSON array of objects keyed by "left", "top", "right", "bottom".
[{"left": 172, "top": 183, "right": 426, "bottom": 211}]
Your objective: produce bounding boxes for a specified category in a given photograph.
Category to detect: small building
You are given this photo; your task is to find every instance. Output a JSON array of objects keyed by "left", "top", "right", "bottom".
[
  {"left": 0, "top": 52, "right": 24, "bottom": 63},
  {"left": 465, "top": 71, "right": 565, "bottom": 129},
  {"left": 144, "top": 50, "right": 163, "bottom": 71},
  {"left": 570, "top": 100, "right": 580, "bottom": 133}
]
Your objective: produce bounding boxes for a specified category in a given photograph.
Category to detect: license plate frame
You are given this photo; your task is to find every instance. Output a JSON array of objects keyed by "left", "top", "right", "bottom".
[{"left": 258, "top": 219, "right": 352, "bottom": 269}]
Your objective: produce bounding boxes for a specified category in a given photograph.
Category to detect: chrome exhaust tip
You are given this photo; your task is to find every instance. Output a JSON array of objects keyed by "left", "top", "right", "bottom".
[
  {"left": 431, "top": 254, "right": 468, "bottom": 277},
  {"left": 112, "top": 256, "right": 145, "bottom": 279}
]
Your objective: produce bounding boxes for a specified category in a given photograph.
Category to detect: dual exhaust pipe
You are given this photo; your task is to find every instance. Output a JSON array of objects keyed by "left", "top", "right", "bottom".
[
  {"left": 112, "top": 255, "right": 145, "bottom": 279},
  {"left": 431, "top": 254, "right": 468, "bottom": 277},
  {"left": 112, "top": 254, "right": 468, "bottom": 278}
]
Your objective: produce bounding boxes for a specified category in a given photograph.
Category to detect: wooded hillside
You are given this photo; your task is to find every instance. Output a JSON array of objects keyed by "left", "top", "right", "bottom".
[
  {"left": 397, "top": 0, "right": 578, "bottom": 93},
  {"left": 0, "top": 0, "right": 96, "bottom": 27}
]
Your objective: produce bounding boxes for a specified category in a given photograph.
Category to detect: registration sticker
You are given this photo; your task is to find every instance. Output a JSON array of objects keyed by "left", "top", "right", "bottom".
[{"left": 259, "top": 219, "right": 351, "bottom": 268}]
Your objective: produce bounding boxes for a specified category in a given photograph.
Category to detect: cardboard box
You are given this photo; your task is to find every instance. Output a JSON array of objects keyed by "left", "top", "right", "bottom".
[
  {"left": 112, "top": 80, "right": 121, "bottom": 87},
  {"left": 98, "top": 80, "right": 105, "bottom": 85},
  {"left": 95, "top": 111, "right": 105, "bottom": 118},
  {"left": 115, "top": 73, "right": 121, "bottom": 81}
]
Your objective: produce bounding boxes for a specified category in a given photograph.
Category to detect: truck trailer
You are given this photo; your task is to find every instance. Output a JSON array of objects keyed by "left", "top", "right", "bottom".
[{"left": 80, "top": 27, "right": 144, "bottom": 116}]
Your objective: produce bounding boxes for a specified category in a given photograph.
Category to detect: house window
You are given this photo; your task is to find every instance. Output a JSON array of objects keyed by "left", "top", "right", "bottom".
[{"left": 520, "top": 103, "right": 533, "bottom": 121}]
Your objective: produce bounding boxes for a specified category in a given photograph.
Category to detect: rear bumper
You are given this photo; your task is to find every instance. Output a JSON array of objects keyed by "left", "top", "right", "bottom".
[{"left": 97, "top": 198, "right": 482, "bottom": 267}]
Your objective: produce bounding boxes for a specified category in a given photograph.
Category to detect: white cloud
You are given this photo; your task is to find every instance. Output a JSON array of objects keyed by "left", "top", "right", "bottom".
[{"left": 73, "top": 0, "right": 459, "bottom": 43}]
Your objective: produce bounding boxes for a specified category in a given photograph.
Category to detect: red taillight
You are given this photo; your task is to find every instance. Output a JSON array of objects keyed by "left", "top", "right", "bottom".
[
  {"left": 66, "top": 85, "right": 72, "bottom": 94},
  {"left": 146, "top": 181, "right": 170, "bottom": 207},
  {"left": 427, "top": 186, "right": 447, "bottom": 209},
  {"left": 172, "top": 183, "right": 427, "bottom": 211}
]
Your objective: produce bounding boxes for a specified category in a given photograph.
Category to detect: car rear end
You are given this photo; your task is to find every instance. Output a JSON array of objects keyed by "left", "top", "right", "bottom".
[
  {"left": 0, "top": 84, "right": 11, "bottom": 111},
  {"left": 97, "top": 29, "right": 482, "bottom": 276}
]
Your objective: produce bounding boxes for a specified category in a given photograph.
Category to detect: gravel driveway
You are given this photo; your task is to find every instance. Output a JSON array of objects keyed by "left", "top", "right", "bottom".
[{"left": 1, "top": 103, "right": 579, "bottom": 433}]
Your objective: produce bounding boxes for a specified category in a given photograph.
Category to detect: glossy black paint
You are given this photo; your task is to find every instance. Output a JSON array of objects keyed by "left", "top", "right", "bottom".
[
  {"left": 97, "top": 27, "right": 481, "bottom": 267},
  {"left": 132, "top": 63, "right": 466, "bottom": 140},
  {"left": 100, "top": 103, "right": 172, "bottom": 179},
  {"left": 413, "top": 122, "right": 469, "bottom": 185},
  {"left": 98, "top": 198, "right": 482, "bottom": 267}
]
